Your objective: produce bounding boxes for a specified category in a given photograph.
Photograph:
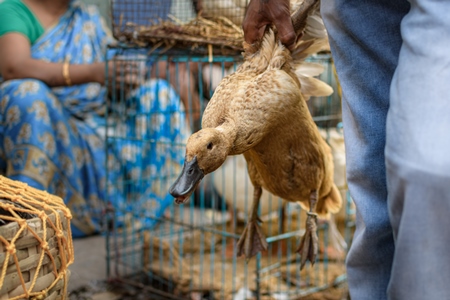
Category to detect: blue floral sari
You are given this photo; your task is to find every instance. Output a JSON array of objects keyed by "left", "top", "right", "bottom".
[{"left": 0, "top": 1, "right": 189, "bottom": 237}]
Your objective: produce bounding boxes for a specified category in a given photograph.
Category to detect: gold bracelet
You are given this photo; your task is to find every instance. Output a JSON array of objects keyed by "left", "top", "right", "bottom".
[{"left": 62, "top": 61, "right": 72, "bottom": 86}]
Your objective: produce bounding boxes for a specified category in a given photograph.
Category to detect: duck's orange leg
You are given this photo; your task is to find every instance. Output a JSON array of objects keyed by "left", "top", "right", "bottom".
[
  {"left": 236, "top": 186, "right": 268, "bottom": 260},
  {"left": 297, "top": 190, "right": 319, "bottom": 270}
]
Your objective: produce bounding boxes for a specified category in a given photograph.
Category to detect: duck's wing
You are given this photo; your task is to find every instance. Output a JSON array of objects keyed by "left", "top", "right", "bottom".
[{"left": 201, "top": 75, "right": 232, "bottom": 129}]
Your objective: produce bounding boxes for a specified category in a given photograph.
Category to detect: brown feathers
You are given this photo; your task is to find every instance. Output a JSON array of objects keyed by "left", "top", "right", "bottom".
[{"left": 182, "top": 0, "right": 341, "bottom": 217}]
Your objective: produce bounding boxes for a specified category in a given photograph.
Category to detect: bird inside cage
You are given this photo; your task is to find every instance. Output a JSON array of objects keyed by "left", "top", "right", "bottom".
[
  {"left": 170, "top": 0, "right": 197, "bottom": 23},
  {"left": 194, "top": 0, "right": 249, "bottom": 25}
]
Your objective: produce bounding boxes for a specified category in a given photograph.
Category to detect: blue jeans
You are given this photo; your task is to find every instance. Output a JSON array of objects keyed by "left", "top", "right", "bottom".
[{"left": 321, "top": 0, "right": 450, "bottom": 299}]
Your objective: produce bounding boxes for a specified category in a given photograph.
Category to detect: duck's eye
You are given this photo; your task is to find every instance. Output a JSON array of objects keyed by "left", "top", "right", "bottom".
[{"left": 207, "top": 142, "right": 213, "bottom": 150}]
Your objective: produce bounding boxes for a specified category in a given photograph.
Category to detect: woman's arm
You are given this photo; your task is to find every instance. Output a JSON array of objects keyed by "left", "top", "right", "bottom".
[{"left": 0, "top": 33, "right": 105, "bottom": 86}]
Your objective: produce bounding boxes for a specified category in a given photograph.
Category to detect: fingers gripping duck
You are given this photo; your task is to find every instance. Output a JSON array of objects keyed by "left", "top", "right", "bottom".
[{"left": 169, "top": 0, "right": 342, "bottom": 270}]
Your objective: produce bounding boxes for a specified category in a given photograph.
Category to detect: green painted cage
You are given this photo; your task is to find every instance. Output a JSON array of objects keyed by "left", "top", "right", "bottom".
[{"left": 103, "top": 45, "right": 355, "bottom": 299}]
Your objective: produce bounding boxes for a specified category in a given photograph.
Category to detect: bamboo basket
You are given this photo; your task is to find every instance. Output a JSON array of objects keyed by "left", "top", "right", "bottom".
[{"left": 0, "top": 176, "right": 74, "bottom": 300}]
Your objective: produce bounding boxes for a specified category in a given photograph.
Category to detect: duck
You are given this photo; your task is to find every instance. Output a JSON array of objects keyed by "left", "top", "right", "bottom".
[{"left": 170, "top": 0, "right": 342, "bottom": 269}]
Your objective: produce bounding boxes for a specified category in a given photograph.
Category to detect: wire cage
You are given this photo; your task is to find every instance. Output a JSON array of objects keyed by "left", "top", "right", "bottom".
[
  {"left": 110, "top": 0, "right": 250, "bottom": 53},
  {"left": 104, "top": 47, "right": 355, "bottom": 299}
]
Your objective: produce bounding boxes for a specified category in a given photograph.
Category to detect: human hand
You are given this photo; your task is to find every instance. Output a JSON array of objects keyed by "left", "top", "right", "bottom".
[
  {"left": 93, "top": 60, "right": 144, "bottom": 89},
  {"left": 107, "top": 59, "right": 144, "bottom": 90},
  {"left": 242, "top": 0, "right": 296, "bottom": 49}
]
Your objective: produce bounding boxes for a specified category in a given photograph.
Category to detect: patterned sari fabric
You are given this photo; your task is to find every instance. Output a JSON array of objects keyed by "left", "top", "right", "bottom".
[{"left": 0, "top": 1, "right": 189, "bottom": 237}]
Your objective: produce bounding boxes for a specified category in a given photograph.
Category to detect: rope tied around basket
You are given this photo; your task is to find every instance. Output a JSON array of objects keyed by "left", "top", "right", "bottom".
[
  {"left": 17, "top": 219, "right": 27, "bottom": 227},
  {"left": 5, "top": 244, "right": 16, "bottom": 255},
  {"left": 11, "top": 195, "right": 22, "bottom": 201},
  {"left": 56, "top": 230, "right": 65, "bottom": 239},
  {"left": 0, "top": 175, "right": 74, "bottom": 299},
  {"left": 38, "top": 210, "right": 48, "bottom": 220},
  {"left": 40, "top": 241, "right": 49, "bottom": 251}
]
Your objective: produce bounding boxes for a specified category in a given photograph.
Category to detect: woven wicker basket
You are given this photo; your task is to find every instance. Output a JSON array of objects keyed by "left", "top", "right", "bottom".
[{"left": 0, "top": 176, "right": 74, "bottom": 300}]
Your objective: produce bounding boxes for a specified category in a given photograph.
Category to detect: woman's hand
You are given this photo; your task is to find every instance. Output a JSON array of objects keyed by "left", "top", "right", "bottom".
[
  {"left": 93, "top": 60, "right": 143, "bottom": 89},
  {"left": 242, "top": 0, "right": 296, "bottom": 49}
]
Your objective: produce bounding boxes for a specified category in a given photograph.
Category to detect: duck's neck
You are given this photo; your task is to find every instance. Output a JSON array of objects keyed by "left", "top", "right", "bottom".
[{"left": 216, "top": 120, "right": 237, "bottom": 154}]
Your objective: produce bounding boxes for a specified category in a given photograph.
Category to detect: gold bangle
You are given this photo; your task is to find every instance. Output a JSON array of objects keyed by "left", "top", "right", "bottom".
[{"left": 62, "top": 61, "right": 72, "bottom": 86}]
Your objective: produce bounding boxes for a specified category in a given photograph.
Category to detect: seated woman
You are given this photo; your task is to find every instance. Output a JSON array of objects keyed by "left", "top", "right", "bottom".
[{"left": 0, "top": 0, "right": 192, "bottom": 237}]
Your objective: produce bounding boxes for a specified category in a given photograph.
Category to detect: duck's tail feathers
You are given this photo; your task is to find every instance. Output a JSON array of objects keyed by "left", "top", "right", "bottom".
[
  {"left": 289, "top": 2, "right": 332, "bottom": 99},
  {"left": 294, "top": 62, "right": 333, "bottom": 100},
  {"left": 291, "top": 6, "right": 330, "bottom": 61}
]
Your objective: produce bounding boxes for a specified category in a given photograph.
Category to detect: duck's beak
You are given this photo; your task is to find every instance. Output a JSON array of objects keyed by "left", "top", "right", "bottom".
[{"left": 169, "top": 156, "right": 204, "bottom": 204}]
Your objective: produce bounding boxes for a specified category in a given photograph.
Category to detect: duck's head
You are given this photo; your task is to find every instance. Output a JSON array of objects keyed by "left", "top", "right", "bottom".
[{"left": 169, "top": 128, "right": 231, "bottom": 204}]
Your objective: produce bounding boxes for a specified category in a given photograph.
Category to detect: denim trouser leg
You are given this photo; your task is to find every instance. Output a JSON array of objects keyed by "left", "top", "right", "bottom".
[
  {"left": 321, "top": 1, "right": 410, "bottom": 299},
  {"left": 386, "top": 1, "right": 450, "bottom": 299}
]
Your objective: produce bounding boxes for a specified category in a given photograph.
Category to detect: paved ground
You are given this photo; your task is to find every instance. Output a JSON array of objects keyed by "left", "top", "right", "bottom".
[{"left": 69, "top": 235, "right": 108, "bottom": 292}]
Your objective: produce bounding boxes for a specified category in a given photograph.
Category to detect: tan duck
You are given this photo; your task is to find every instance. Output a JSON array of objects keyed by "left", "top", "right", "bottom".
[{"left": 170, "top": 0, "right": 342, "bottom": 269}]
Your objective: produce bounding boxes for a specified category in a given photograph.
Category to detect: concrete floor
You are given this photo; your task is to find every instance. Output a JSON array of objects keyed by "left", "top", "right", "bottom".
[{"left": 69, "top": 235, "right": 108, "bottom": 292}]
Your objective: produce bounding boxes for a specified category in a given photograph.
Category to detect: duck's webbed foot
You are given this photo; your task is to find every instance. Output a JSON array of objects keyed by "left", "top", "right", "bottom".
[
  {"left": 236, "top": 186, "right": 268, "bottom": 260},
  {"left": 297, "top": 190, "right": 319, "bottom": 270},
  {"left": 236, "top": 216, "right": 268, "bottom": 259}
]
